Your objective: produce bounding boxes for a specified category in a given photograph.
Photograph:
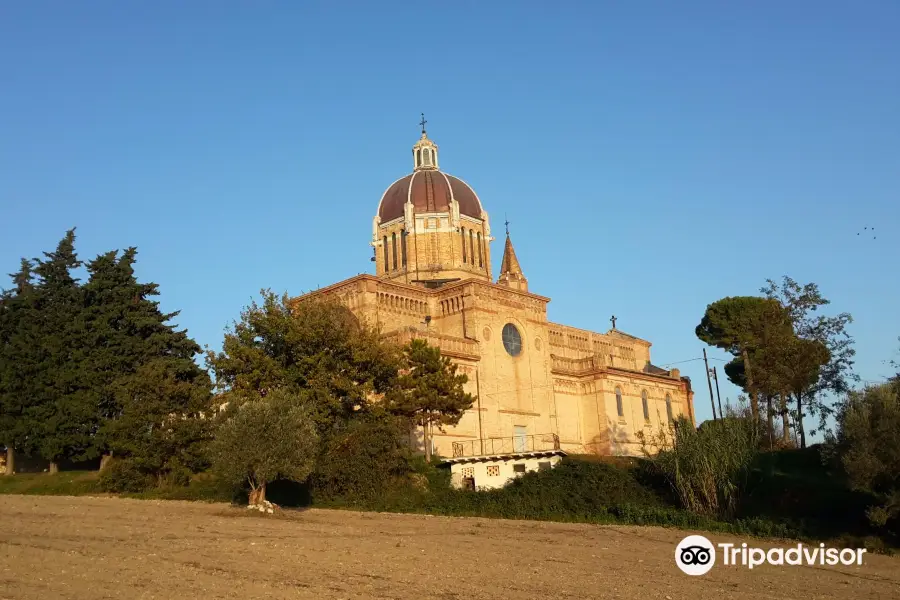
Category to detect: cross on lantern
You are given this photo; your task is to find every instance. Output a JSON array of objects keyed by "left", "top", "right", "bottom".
[{"left": 419, "top": 113, "right": 427, "bottom": 134}]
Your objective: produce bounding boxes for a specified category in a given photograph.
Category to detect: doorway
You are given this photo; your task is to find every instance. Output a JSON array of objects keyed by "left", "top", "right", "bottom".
[{"left": 514, "top": 425, "right": 527, "bottom": 452}]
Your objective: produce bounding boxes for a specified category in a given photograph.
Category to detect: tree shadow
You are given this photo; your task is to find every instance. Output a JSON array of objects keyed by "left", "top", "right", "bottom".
[
  {"left": 607, "top": 418, "right": 633, "bottom": 455},
  {"left": 1, "top": 452, "right": 101, "bottom": 474},
  {"left": 266, "top": 478, "right": 313, "bottom": 508}
]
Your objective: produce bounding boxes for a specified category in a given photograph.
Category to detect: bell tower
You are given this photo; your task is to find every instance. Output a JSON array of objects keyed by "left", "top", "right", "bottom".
[{"left": 497, "top": 224, "right": 528, "bottom": 292}]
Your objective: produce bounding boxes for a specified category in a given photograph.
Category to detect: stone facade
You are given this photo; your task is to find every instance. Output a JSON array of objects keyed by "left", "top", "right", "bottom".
[
  {"left": 292, "top": 124, "right": 695, "bottom": 459},
  {"left": 295, "top": 273, "right": 694, "bottom": 457}
]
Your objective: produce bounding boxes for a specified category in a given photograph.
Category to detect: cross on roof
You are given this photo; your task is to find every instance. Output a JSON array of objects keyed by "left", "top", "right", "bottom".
[
  {"left": 419, "top": 113, "right": 427, "bottom": 134},
  {"left": 610, "top": 315, "right": 617, "bottom": 329},
  {"left": 504, "top": 214, "right": 510, "bottom": 236}
]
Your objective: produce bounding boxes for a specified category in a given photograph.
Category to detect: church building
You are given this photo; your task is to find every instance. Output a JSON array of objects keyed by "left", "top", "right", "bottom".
[{"left": 293, "top": 120, "right": 695, "bottom": 484}]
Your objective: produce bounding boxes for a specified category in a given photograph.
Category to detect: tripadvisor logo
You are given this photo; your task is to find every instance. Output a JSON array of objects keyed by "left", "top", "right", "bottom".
[
  {"left": 676, "top": 535, "right": 716, "bottom": 575},
  {"left": 675, "top": 535, "right": 867, "bottom": 575}
]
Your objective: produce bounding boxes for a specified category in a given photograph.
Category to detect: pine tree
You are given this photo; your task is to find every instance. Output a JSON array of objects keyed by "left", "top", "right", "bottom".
[
  {"left": 385, "top": 339, "right": 474, "bottom": 461},
  {"left": 696, "top": 296, "right": 792, "bottom": 421}
]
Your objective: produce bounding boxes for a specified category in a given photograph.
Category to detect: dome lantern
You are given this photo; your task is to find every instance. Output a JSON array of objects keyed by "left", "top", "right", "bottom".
[{"left": 412, "top": 113, "right": 439, "bottom": 171}]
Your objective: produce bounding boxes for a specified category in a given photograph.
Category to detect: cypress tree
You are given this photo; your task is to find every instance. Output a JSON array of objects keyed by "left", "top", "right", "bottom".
[
  {"left": 29, "top": 230, "right": 96, "bottom": 471},
  {"left": 0, "top": 259, "right": 40, "bottom": 474},
  {"left": 3, "top": 232, "right": 211, "bottom": 478},
  {"left": 83, "top": 247, "right": 212, "bottom": 478},
  {"left": 81, "top": 249, "right": 123, "bottom": 462}
]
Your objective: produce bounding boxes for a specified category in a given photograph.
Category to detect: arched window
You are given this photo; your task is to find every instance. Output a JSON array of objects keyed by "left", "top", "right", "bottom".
[
  {"left": 641, "top": 390, "right": 650, "bottom": 421},
  {"left": 477, "top": 232, "right": 483, "bottom": 267},
  {"left": 666, "top": 394, "right": 673, "bottom": 423},
  {"left": 469, "top": 230, "right": 475, "bottom": 265},
  {"left": 400, "top": 229, "right": 407, "bottom": 267},
  {"left": 615, "top": 387, "right": 624, "bottom": 418},
  {"left": 431, "top": 149, "right": 436, "bottom": 165},
  {"left": 423, "top": 151, "right": 431, "bottom": 166},
  {"left": 461, "top": 227, "right": 467, "bottom": 262},
  {"left": 416, "top": 149, "right": 422, "bottom": 167},
  {"left": 391, "top": 232, "right": 398, "bottom": 270},
  {"left": 382, "top": 236, "right": 388, "bottom": 270}
]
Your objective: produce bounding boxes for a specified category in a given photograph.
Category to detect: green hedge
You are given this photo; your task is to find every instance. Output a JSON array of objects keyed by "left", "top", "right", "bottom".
[
  {"left": 0, "top": 471, "right": 101, "bottom": 495},
  {"left": 1, "top": 449, "right": 895, "bottom": 552}
]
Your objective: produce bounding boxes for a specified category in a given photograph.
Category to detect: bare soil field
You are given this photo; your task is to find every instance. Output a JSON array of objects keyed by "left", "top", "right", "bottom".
[{"left": 0, "top": 495, "right": 898, "bottom": 599}]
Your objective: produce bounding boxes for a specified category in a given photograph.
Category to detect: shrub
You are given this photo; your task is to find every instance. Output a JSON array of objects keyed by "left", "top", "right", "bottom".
[
  {"left": 161, "top": 464, "right": 193, "bottom": 488},
  {"left": 742, "top": 446, "right": 878, "bottom": 539},
  {"left": 312, "top": 415, "right": 412, "bottom": 502},
  {"left": 830, "top": 383, "right": 900, "bottom": 541},
  {"left": 137, "top": 472, "right": 239, "bottom": 503},
  {"left": 322, "top": 455, "right": 676, "bottom": 523},
  {"left": 489, "top": 457, "right": 667, "bottom": 513},
  {"left": 98, "top": 458, "right": 154, "bottom": 493}
]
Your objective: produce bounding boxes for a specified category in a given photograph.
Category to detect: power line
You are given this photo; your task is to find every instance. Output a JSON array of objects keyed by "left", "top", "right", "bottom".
[
  {"left": 661, "top": 356, "right": 730, "bottom": 368},
  {"left": 660, "top": 358, "right": 704, "bottom": 367}
]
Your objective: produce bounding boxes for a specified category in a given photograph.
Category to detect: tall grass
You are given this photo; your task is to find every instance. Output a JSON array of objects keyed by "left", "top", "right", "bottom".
[{"left": 639, "top": 416, "right": 760, "bottom": 519}]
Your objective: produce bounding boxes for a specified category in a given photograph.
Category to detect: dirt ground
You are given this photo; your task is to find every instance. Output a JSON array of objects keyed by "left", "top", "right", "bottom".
[{"left": 0, "top": 495, "right": 898, "bottom": 599}]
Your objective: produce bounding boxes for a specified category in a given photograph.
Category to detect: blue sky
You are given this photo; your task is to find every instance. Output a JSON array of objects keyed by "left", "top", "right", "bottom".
[{"left": 2, "top": 1, "right": 898, "bottom": 429}]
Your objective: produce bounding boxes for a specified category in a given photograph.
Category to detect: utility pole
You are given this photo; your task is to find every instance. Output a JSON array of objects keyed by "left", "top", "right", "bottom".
[
  {"left": 712, "top": 366, "right": 724, "bottom": 418},
  {"left": 475, "top": 367, "right": 484, "bottom": 456},
  {"left": 703, "top": 348, "right": 717, "bottom": 421}
]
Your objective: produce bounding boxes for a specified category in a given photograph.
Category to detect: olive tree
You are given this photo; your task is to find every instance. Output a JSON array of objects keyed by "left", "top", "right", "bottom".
[{"left": 211, "top": 388, "right": 319, "bottom": 505}]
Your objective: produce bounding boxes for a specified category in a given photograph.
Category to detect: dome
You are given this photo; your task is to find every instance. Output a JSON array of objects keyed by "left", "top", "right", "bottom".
[
  {"left": 377, "top": 170, "right": 483, "bottom": 222},
  {"left": 371, "top": 118, "right": 493, "bottom": 286}
]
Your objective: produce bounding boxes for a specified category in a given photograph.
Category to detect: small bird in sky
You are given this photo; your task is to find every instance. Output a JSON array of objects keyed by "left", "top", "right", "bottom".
[{"left": 857, "top": 225, "right": 877, "bottom": 239}]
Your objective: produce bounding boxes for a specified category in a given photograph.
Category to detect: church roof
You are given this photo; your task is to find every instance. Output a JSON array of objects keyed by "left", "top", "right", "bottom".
[
  {"left": 607, "top": 328, "right": 651, "bottom": 345},
  {"left": 378, "top": 170, "right": 482, "bottom": 222},
  {"left": 643, "top": 363, "right": 670, "bottom": 375}
]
